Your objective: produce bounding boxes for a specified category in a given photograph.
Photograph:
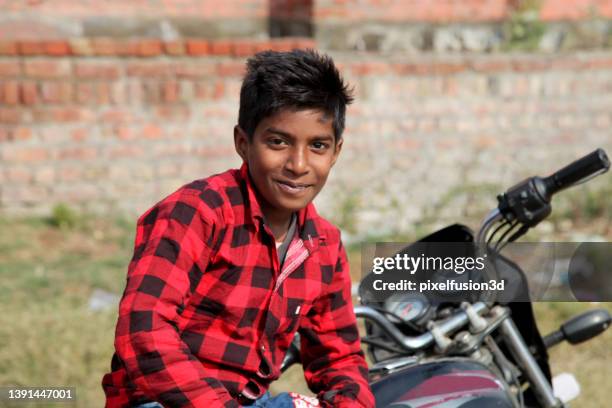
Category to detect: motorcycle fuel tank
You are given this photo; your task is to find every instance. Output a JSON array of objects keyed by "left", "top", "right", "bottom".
[{"left": 371, "top": 359, "right": 514, "bottom": 408}]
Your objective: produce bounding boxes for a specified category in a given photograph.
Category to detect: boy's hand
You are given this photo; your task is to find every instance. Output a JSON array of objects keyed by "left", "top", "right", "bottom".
[
  {"left": 241, "top": 392, "right": 319, "bottom": 407},
  {"left": 288, "top": 393, "right": 320, "bottom": 407}
]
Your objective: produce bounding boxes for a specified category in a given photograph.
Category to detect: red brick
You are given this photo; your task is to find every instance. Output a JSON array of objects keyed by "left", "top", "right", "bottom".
[
  {"left": 71, "top": 128, "right": 88, "bottom": 142},
  {"left": 20, "top": 82, "right": 39, "bottom": 105},
  {"left": 13, "top": 147, "right": 48, "bottom": 162},
  {"left": 254, "top": 40, "right": 273, "bottom": 53},
  {"left": 142, "top": 81, "right": 162, "bottom": 104},
  {"left": 186, "top": 39, "right": 210, "bottom": 56},
  {"left": 58, "top": 146, "right": 98, "bottom": 160},
  {"left": 97, "top": 82, "right": 111, "bottom": 104},
  {"left": 69, "top": 38, "right": 94, "bottom": 56},
  {"left": 163, "top": 40, "right": 186, "bottom": 56},
  {"left": 92, "top": 38, "right": 117, "bottom": 56},
  {"left": 12, "top": 127, "right": 32, "bottom": 141},
  {"left": 76, "top": 83, "right": 93, "bottom": 104},
  {"left": 114, "top": 126, "right": 133, "bottom": 140},
  {"left": 213, "top": 80, "right": 225, "bottom": 99},
  {"left": 138, "top": 39, "right": 163, "bottom": 56},
  {"left": 142, "top": 124, "right": 162, "bottom": 139},
  {"left": 113, "top": 40, "right": 140, "bottom": 57},
  {"left": 0, "top": 41, "right": 18, "bottom": 56},
  {"left": 0, "top": 108, "right": 21, "bottom": 123},
  {"left": 351, "top": 62, "right": 390, "bottom": 75},
  {"left": 210, "top": 40, "right": 232, "bottom": 55},
  {"left": 162, "top": 80, "right": 179, "bottom": 103},
  {"left": 76, "top": 83, "right": 109, "bottom": 104},
  {"left": 24, "top": 60, "right": 71, "bottom": 79},
  {"left": 75, "top": 62, "right": 120, "bottom": 79},
  {"left": 231, "top": 39, "right": 256, "bottom": 57},
  {"left": 0, "top": 127, "right": 30, "bottom": 142},
  {"left": 194, "top": 81, "right": 210, "bottom": 99},
  {"left": 1, "top": 81, "right": 20, "bottom": 105},
  {"left": 470, "top": 59, "right": 512, "bottom": 73},
  {"left": 511, "top": 60, "right": 550, "bottom": 72},
  {"left": 392, "top": 63, "right": 430, "bottom": 75},
  {"left": 32, "top": 107, "right": 94, "bottom": 123},
  {"left": 215, "top": 61, "right": 245, "bottom": 77},
  {"left": 59, "top": 166, "right": 81, "bottom": 182},
  {"left": 540, "top": 0, "right": 595, "bottom": 21},
  {"left": 0, "top": 128, "right": 9, "bottom": 142},
  {"left": 40, "top": 81, "right": 73, "bottom": 104},
  {"left": 586, "top": 57, "right": 612, "bottom": 70},
  {"left": 430, "top": 62, "right": 467, "bottom": 75},
  {"left": 550, "top": 57, "right": 584, "bottom": 71},
  {"left": 174, "top": 61, "right": 216, "bottom": 78},
  {"left": 0, "top": 61, "right": 20, "bottom": 77},
  {"left": 108, "top": 144, "right": 144, "bottom": 158},
  {"left": 292, "top": 38, "right": 316, "bottom": 50},
  {"left": 18, "top": 41, "right": 45, "bottom": 55},
  {"left": 126, "top": 81, "right": 144, "bottom": 104},
  {"left": 5, "top": 167, "right": 33, "bottom": 182},
  {"left": 34, "top": 166, "right": 55, "bottom": 184},
  {"left": 155, "top": 105, "right": 190, "bottom": 121},
  {"left": 127, "top": 61, "right": 171, "bottom": 77},
  {"left": 100, "top": 109, "right": 133, "bottom": 124},
  {"left": 110, "top": 82, "right": 127, "bottom": 104},
  {"left": 44, "top": 41, "right": 71, "bottom": 56},
  {"left": 270, "top": 38, "right": 297, "bottom": 52}
]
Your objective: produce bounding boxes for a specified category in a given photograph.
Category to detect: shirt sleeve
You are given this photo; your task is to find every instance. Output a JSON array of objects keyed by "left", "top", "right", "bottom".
[
  {"left": 114, "top": 191, "right": 240, "bottom": 408},
  {"left": 298, "top": 239, "right": 375, "bottom": 408}
]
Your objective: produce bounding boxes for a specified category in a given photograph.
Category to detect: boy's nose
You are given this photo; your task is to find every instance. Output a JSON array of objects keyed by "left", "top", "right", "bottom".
[{"left": 285, "top": 148, "right": 308, "bottom": 175}]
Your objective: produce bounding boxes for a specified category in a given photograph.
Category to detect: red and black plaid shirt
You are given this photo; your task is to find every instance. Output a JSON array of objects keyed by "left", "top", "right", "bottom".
[{"left": 102, "top": 163, "right": 374, "bottom": 408}]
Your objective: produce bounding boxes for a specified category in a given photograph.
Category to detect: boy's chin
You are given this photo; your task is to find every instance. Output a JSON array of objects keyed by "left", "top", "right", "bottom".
[
  {"left": 275, "top": 199, "right": 311, "bottom": 214},
  {"left": 269, "top": 193, "right": 318, "bottom": 214}
]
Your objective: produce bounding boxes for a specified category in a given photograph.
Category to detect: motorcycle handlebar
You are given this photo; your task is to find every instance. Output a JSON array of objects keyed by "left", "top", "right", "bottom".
[
  {"left": 543, "top": 148, "right": 610, "bottom": 196},
  {"left": 495, "top": 148, "right": 609, "bottom": 229},
  {"left": 355, "top": 302, "right": 488, "bottom": 351}
]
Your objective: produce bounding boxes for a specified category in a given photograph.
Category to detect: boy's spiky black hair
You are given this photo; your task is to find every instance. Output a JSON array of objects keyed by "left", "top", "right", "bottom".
[{"left": 238, "top": 49, "right": 354, "bottom": 141}]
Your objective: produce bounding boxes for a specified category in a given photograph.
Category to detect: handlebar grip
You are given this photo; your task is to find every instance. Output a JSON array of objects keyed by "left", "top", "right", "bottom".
[{"left": 544, "top": 148, "right": 610, "bottom": 196}]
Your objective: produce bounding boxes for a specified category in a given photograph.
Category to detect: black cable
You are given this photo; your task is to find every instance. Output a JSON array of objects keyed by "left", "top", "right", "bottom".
[
  {"left": 487, "top": 220, "right": 510, "bottom": 248},
  {"left": 361, "top": 336, "right": 409, "bottom": 355},
  {"left": 493, "top": 221, "right": 519, "bottom": 252},
  {"left": 497, "top": 225, "right": 529, "bottom": 252},
  {"left": 367, "top": 304, "right": 423, "bottom": 333}
]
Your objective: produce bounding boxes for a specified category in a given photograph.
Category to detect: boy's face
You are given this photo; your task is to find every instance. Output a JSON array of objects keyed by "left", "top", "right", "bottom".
[{"left": 234, "top": 108, "right": 342, "bottom": 222}]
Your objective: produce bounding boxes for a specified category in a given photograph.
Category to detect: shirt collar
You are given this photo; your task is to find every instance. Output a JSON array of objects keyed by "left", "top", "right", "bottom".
[{"left": 238, "top": 162, "right": 323, "bottom": 248}]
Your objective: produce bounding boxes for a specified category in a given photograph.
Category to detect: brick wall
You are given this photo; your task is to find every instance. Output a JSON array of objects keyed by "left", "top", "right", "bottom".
[
  {"left": 0, "top": 0, "right": 269, "bottom": 41},
  {"left": 1, "top": 0, "right": 611, "bottom": 237},
  {"left": 1, "top": 45, "right": 611, "bottom": 239}
]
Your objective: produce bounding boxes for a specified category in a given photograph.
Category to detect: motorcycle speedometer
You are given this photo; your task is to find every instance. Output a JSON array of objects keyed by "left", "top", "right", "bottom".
[{"left": 384, "top": 292, "right": 432, "bottom": 327}]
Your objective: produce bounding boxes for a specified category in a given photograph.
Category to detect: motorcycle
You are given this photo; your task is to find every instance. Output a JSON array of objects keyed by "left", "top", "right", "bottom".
[{"left": 281, "top": 148, "right": 612, "bottom": 408}]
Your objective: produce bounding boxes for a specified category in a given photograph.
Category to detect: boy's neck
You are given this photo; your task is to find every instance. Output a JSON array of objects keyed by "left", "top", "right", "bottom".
[{"left": 261, "top": 206, "right": 295, "bottom": 242}]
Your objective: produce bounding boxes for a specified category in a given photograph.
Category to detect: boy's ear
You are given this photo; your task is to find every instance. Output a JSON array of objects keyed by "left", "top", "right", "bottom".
[
  {"left": 234, "top": 125, "right": 249, "bottom": 161},
  {"left": 331, "top": 137, "right": 343, "bottom": 167}
]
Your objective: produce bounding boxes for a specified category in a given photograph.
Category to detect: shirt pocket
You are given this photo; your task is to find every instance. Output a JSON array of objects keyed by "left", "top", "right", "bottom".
[{"left": 280, "top": 298, "right": 311, "bottom": 335}]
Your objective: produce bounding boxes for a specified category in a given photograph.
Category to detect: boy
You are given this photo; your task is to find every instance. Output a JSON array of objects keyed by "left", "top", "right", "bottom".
[{"left": 102, "top": 49, "right": 374, "bottom": 408}]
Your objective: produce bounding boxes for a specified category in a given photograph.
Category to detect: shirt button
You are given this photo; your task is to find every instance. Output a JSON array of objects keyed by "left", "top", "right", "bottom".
[{"left": 260, "top": 345, "right": 265, "bottom": 352}]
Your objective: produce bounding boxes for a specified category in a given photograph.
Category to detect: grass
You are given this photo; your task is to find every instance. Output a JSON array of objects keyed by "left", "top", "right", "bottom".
[
  {"left": 0, "top": 215, "right": 133, "bottom": 408},
  {"left": 0, "top": 214, "right": 610, "bottom": 407}
]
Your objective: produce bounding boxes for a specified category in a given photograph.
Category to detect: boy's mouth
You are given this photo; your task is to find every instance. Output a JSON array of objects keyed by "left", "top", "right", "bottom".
[{"left": 274, "top": 179, "right": 312, "bottom": 194}]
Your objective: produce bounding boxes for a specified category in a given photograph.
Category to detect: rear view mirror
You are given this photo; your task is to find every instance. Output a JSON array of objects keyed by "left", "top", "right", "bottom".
[
  {"left": 543, "top": 309, "right": 611, "bottom": 348},
  {"left": 561, "top": 309, "right": 611, "bottom": 345}
]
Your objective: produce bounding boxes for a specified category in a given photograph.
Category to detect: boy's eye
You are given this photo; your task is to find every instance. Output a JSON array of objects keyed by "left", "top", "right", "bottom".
[
  {"left": 267, "top": 137, "right": 287, "bottom": 147},
  {"left": 312, "top": 141, "right": 330, "bottom": 151}
]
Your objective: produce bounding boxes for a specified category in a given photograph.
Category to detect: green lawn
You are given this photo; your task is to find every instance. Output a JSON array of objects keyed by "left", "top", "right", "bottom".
[{"left": 0, "top": 215, "right": 609, "bottom": 407}]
